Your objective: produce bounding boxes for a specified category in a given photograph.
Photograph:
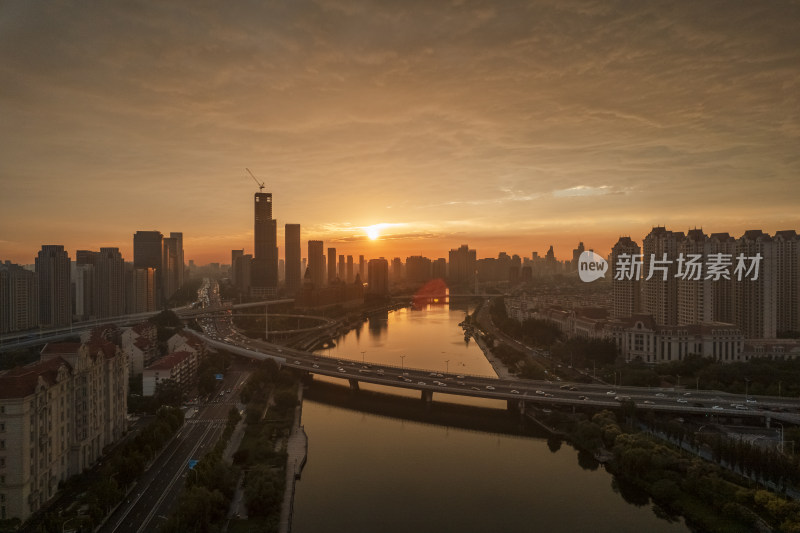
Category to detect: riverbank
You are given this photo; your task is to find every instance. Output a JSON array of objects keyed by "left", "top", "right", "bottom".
[
  {"left": 278, "top": 385, "right": 308, "bottom": 533},
  {"left": 471, "top": 328, "right": 516, "bottom": 380}
]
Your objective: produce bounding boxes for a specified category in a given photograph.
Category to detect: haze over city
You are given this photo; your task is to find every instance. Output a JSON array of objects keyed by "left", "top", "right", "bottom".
[{"left": 2, "top": 1, "right": 799, "bottom": 264}]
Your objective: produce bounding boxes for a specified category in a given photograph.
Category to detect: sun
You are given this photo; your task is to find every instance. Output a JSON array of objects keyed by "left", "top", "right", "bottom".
[{"left": 366, "top": 225, "right": 380, "bottom": 240}]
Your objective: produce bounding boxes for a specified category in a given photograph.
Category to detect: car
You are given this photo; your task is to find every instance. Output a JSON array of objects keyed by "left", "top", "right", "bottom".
[
  {"left": 606, "top": 391, "right": 616, "bottom": 395},
  {"left": 643, "top": 400, "right": 654, "bottom": 405},
  {"left": 397, "top": 375, "right": 406, "bottom": 381},
  {"left": 471, "top": 387, "right": 481, "bottom": 391},
  {"left": 712, "top": 405, "right": 723, "bottom": 410},
  {"left": 511, "top": 390, "right": 520, "bottom": 394},
  {"left": 735, "top": 404, "right": 748, "bottom": 410},
  {"left": 746, "top": 398, "right": 757, "bottom": 404},
  {"left": 578, "top": 395, "right": 589, "bottom": 400},
  {"left": 486, "top": 385, "right": 495, "bottom": 391},
  {"left": 436, "top": 373, "right": 444, "bottom": 378},
  {"left": 615, "top": 396, "right": 631, "bottom": 401},
  {"left": 677, "top": 398, "right": 688, "bottom": 403},
  {"left": 683, "top": 392, "right": 691, "bottom": 396},
  {"left": 456, "top": 375, "right": 465, "bottom": 379},
  {"left": 457, "top": 381, "right": 466, "bottom": 386},
  {"left": 376, "top": 369, "right": 384, "bottom": 375},
  {"left": 429, "top": 372, "right": 438, "bottom": 377},
  {"left": 338, "top": 368, "right": 347, "bottom": 373},
  {"left": 437, "top": 382, "right": 447, "bottom": 387},
  {"left": 418, "top": 381, "right": 426, "bottom": 386},
  {"left": 404, "top": 378, "right": 413, "bottom": 383},
  {"left": 294, "top": 360, "right": 301, "bottom": 365},
  {"left": 312, "top": 364, "right": 320, "bottom": 368},
  {"left": 544, "top": 393, "right": 554, "bottom": 398},
  {"left": 359, "top": 369, "right": 371, "bottom": 374},
  {"left": 535, "top": 390, "right": 545, "bottom": 395},
  {"left": 560, "top": 384, "right": 570, "bottom": 390},
  {"left": 655, "top": 393, "right": 666, "bottom": 398},
  {"left": 569, "top": 386, "right": 578, "bottom": 391}
]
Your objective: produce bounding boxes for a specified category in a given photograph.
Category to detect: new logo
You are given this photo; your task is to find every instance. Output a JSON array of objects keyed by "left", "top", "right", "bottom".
[{"left": 578, "top": 251, "right": 608, "bottom": 282}]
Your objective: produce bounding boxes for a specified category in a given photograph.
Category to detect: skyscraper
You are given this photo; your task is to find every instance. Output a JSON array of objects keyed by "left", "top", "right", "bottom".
[
  {"left": 169, "top": 232, "right": 185, "bottom": 288},
  {"left": 35, "top": 245, "right": 71, "bottom": 327},
  {"left": 253, "top": 192, "right": 278, "bottom": 295},
  {"left": 359, "top": 255, "right": 366, "bottom": 281},
  {"left": 448, "top": 244, "right": 476, "bottom": 285},
  {"left": 346, "top": 255, "right": 354, "bottom": 283},
  {"left": 338, "top": 254, "right": 346, "bottom": 282},
  {"left": 774, "top": 230, "right": 800, "bottom": 336},
  {"left": 134, "top": 230, "right": 163, "bottom": 303},
  {"left": 285, "top": 224, "right": 301, "bottom": 295},
  {"left": 95, "top": 247, "right": 126, "bottom": 318},
  {"left": 308, "top": 240, "right": 325, "bottom": 288},
  {"left": 231, "top": 249, "right": 244, "bottom": 286},
  {"left": 327, "top": 247, "right": 337, "bottom": 284},
  {"left": 162, "top": 236, "right": 180, "bottom": 302},
  {"left": 368, "top": 258, "right": 389, "bottom": 295}
]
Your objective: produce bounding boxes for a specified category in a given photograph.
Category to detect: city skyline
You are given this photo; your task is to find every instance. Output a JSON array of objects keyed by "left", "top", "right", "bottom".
[{"left": 2, "top": 2, "right": 799, "bottom": 264}]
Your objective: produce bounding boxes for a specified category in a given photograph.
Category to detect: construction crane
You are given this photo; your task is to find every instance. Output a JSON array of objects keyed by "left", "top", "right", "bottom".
[{"left": 246, "top": 168, "right": 265, "bottom": 192}]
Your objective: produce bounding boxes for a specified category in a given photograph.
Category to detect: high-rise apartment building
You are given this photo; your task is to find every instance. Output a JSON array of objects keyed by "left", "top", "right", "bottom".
[
  {"left": 432, "top": 258, "right": 447, "bottom": 279},
  {"left": 734, "top": 230, "right": 777, "bottom": 339},
  {"left": 308, "top": 241, "right": 325, "bottom": 288},
  {"left": 610, "top": 236, "right": 641, "bottom": 319},
  {"left": 677, "top": 229, "right": 713, "bottom": 326},
  {"left": 774, "top": 230, "right": 800, "bottom": 336},
  {"left": 406, "top": 256, "right": 432, "bottom": 283},
  {"left": 642, "top": 227, "right": 682, "bottom": 326},
  {"left": 95, "top": 247, "right": 126, "bottom": 318},
  {"left": 448, "top": 244, "right": 476, "bottom": 285},
  {"left": 128, "top": 266, "right": 157, "bottom": 313},
  {"left": 0, "top": 261, "right": 39, "bottom": 333},
  {"left": 368, "top": 258, "right": 389, "bottom": 295},
  {"left": 35, "top": 245, "right": 71, "bottom": 327},
  {"left": 708, "top": 233, "right": 736, "bottom": 324},
  {"left": 358, "top": 255, "right": 365, "bottom": 281}
]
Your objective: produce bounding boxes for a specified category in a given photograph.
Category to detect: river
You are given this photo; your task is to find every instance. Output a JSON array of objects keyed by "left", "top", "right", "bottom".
[{"left": 291, "top": 302, "right": 689, "bottom": 532}]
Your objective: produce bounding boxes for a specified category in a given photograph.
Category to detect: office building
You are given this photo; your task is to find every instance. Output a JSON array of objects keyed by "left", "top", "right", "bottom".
[
  {"left": 346, "top": 255, "right": 354, "bottom": 283},
  {"left": 161, "top": 237, "right": 180, "bottom": 302},
  {"left": 327, "top": 247, "right": 337, "bottom": 284},
  {"left": 169, "top": 232, "right": 185, "bottom": 288},
  {"left": 35, "top": 245, "right": 71, "bottom": 328},
  {"left": 308, "top": 241, "right": 325, "bottom": 288},
  {"left": 94, "top": 248, "right": 126, "bottom": 318},
  {"left": 253, "top": 192, "right": 278, "bottom": 294}
]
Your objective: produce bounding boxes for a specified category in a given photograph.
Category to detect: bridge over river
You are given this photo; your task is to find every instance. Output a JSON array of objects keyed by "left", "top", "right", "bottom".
[{"left": 195, "top": 330, "right": 800, "bottom": 426}]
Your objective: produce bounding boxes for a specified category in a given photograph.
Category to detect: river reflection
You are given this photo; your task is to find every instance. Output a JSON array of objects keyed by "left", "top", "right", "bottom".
[{"left": 292, "top": 304, "right": 689, "bottom": 533}]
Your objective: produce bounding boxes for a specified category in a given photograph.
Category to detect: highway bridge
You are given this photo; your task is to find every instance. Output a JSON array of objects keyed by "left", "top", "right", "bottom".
[{"left": 194, "top": 330, "right": 800, "bottom": 426}]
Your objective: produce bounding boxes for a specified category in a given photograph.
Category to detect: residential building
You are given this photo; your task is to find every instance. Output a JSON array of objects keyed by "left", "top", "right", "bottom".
[{"left": 35, "top": 245, "right": 71, "bottom": 328}]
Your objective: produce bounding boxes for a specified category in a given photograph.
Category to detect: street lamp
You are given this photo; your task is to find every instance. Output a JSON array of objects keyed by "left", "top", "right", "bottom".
[
  {"left": 445, "top": 359, "right": 450, "bottom": 374},
  {"left": 400, "top": 355, "right": 405, "bottom": 372},
  {"left": 745, "top": 377, "right": 750, "bottom": 402},
  {"left": 361, "top": 351, "right": 366, "bottom": 364}
]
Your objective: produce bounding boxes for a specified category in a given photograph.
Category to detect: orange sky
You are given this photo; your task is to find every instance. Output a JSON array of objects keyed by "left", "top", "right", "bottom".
[{"left": 1, "top": 2, "right": 799, "bottom": 265}]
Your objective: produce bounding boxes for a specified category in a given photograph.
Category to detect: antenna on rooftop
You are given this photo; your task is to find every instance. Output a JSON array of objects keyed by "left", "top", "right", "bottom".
[{"left": 246, "top": 168, "right": 265, "bottom": 192}]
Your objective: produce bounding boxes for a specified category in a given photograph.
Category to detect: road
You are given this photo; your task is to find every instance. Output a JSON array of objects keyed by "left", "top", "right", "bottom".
[{"left": 99, "top": 370, "right": 249, "bottom": 533}]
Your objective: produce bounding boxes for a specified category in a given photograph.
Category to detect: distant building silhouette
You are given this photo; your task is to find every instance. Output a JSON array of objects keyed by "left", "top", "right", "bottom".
[
  {"left": 448, "top": 244, "right": 476, "bottom": 285},
  {"left": 0, "top": 261, "right": 39, "bottom": 333},
  {"left": 36, "top": 245, "right": 71, "bottom": 327},
  {"left": 308, "top": 240, "right": 325, "bottom": 288},
  {"left": 285, "top": 224, "right": 301, "bottom": 295},
  {"left": 253, "top": 192, "right": 278, "bottom": 296},
  {"left": 368, "top": 258, "right": 389, "bottom": 295},
  {"left": 327, "top": 247, "right": 337, "bottom": 284},
  {"left": 96, "top": 247, "right": 125, "bottom": 318}
]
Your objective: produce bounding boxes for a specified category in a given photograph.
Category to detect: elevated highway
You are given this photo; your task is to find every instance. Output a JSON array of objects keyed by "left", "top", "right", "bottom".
[{"left": 196, "top": 331, "right": 800, "bottom": 426}]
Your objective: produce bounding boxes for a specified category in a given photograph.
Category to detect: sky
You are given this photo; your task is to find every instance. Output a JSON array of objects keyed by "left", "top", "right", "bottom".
[{"left": 1, "top": 0, "right": 799, "bottom": 265}]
